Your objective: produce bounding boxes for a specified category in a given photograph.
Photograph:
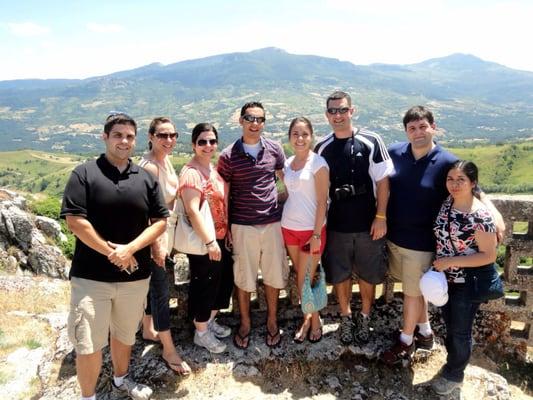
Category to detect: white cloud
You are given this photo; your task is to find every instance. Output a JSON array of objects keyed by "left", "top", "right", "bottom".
[
  {"left": 86, "top": 23, "right": 124, "bottom": 33},
  {"left": 6, "top": 22, "right": 50, "bottom": 37}
]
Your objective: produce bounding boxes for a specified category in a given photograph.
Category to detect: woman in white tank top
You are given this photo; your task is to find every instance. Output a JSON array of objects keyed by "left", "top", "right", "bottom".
[{"left": 139, "top": 117, "right": 190, "bottom": 375}]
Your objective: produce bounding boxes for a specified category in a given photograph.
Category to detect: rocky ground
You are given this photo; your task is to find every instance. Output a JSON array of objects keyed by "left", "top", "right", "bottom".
[{"left": 1, "top": 275, "right": 531, "bottom": 400}]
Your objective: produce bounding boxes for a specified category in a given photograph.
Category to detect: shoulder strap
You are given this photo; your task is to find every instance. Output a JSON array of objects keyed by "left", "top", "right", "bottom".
[
  {"left": 139, "top": 158, "right": 160, "bottom": 180},
  {"left": 446, "top": 202, "right": 459, "bottom": 254},
  {"left": 181, "top": 165, "right": 209, "bottom": 203}
]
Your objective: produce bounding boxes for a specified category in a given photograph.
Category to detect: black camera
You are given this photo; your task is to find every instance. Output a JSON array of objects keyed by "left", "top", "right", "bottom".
[{"left": 334, "top": 184, "right": 356, "bottom": 200}]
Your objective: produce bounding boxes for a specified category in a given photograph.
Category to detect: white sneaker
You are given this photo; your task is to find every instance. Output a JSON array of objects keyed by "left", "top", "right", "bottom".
[
  {"left": 112, "top": 375, "right": 153, "bottom": 400},
  {"left": 208, "top": 319, "right": 231, "bottom": 338},
  {"left": 194, "top": 330, "right": 227, "bottom": 353}
]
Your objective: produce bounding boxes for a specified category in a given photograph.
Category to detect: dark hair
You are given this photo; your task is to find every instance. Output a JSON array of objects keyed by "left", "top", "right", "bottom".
[
  {"left": 191, "top": 123, "right": 218, "bottom": 144},
  {"left": 148, "top": 117, "right": 175, "bottom": 150},
  {"left": 326, "top": 90, "right": 351, "bottom": 108},
  {"left": 449, "top": 160, "right": 479, "bottom": 193},
  {"left": 288, "top": 117, "right": 313, "bottom": 138},
  {"left": 104, "top": 113, "right": 137, "bottom": 135},
  {"left": 240, "top": 101, "right": 264, "bottom": 117},
  {"left": 402, "top": 106, "right": 434, "bottom": 129}
]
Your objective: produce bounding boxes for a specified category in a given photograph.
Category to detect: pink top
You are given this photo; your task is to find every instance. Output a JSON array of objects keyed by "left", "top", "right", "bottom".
[{"left": 179, "top": 164, "right": 227, "bottom": 239}]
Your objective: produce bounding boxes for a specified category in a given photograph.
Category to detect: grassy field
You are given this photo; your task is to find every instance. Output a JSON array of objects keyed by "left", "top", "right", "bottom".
[
  {"left": 0, "top": 143, "right": 531, "bottom": 199},
  {"left": 449, "top": 143, "right": 533, "bottom": 193},
  {"left": 0, "top": 150, "right": 84, "bottom": 197},
  {"left": 0, "top": 150, "right": 192, "bottom": 198}
]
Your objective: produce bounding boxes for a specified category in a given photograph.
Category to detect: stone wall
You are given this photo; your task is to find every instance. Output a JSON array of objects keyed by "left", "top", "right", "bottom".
[
  {"left": 170, "top": 195, "right": 533, "bottom": 343},
  {"left": 488, "top": 195, "right": 533, "bottom": 344}
]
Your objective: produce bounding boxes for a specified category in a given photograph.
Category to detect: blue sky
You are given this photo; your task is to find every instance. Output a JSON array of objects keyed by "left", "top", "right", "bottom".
[{"left": 1, "top": 0, "right": 532, "bottom": 80}]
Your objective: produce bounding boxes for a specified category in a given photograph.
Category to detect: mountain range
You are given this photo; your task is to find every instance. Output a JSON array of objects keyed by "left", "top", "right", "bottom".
[{"left": 1, "top": 47, "right": 532, "bottom": 153}]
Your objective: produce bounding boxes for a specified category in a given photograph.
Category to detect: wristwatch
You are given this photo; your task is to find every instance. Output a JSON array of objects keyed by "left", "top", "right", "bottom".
[{"left": 312, "top": 233, "right": 321, "bottom": 240}]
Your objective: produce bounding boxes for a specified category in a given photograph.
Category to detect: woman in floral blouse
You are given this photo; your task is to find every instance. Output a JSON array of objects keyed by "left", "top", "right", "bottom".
[{"left": 431, "top": 160, "right": 497, "bottom": 395}]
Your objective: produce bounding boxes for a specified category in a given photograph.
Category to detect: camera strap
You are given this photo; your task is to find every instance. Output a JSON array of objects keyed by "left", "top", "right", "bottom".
[{"left": 349, "top": 128, "right": 360, "bottom": 185}]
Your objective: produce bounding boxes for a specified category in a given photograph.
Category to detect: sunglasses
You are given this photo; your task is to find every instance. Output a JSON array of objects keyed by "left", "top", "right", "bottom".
[
  {"left": 196, "top": 138, "right": 218, "bottom": 146},
  {"left": 326, "top": 107, "right": 350, "bottom": 115},
  {"left": 242, "top": 115, "right": 266, "bottom": 123},
  {"left": 154, "top": 132, "right": 178, "bottom": 140},
  {"left": 106, "top": 110, "right": 132, "bottom": 121}
]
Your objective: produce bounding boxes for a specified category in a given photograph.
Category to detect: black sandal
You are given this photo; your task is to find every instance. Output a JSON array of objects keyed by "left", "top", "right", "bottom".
[
  {"left": 308, "top": 327, "right": 323, "bottom": 343},
  {"left": 233, "top": 329, "right": 250, "bottom": 350},
  {"left": 266, "top": 328, "right": 281, "bottom": 348}
]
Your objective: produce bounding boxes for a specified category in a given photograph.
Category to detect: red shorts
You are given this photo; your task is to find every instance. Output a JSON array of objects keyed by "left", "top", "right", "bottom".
[{"left": 281, "top": 225, "right": 327, "bottom": 255}]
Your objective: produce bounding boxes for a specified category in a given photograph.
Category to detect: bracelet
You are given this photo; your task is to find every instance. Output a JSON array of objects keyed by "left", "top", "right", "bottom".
[
  {"left": 205, "top": 239, "right": 215, "bottom": 246},
  {"left": 311, "top": 233, "right": 321, "bottom": 240},
  {"left": 375, "top": 214, "right": 387, "bottom": 220}
]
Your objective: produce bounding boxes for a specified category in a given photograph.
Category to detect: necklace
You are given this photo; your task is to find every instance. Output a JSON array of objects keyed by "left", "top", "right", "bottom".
[
  {"left": 191, "top": 158, "right": 212, "bottom": 178},
  {"left": 290, "top": 153, "right": 311, "bottom": 171}
]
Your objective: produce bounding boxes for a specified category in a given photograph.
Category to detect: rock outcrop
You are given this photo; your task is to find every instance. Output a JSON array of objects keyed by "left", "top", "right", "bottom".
[{"left": 0, "top": 188, "right": 69, "bottom": 278}]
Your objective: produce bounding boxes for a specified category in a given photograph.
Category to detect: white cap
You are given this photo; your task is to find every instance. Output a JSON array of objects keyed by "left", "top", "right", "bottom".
[{"left": 420, "top": 269, "right": 449, "bottom": 307}]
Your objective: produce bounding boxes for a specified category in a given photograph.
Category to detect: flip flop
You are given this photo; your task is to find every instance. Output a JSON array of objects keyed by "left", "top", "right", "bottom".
[
  {"left": 293, "top": 330, "right": 306, "bottom": 344},
  {"left": 142, "top": 337, "right": 161, "bottom": 344},
  {"left": 293, "top": 320, "right": 311, "bottom": 344},
  {"left": 308, "top": 327, "right": 323, "bottom": 344},
  {"left": 162, "top": 357, "right": 192, "bottom": 376},
  {"left": 233, "top": 329, "right": 250, "bottom": 350},
  {"left": 266, "top": 328, "right": 281, "bottom": 348}
]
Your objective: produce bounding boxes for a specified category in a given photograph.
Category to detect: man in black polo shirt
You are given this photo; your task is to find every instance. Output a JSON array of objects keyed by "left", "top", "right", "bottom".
[{"left": 61, "top": 113, "right": 168, "bottom": 400}]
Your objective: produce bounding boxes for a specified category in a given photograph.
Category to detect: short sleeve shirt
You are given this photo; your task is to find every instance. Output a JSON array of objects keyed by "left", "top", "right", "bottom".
[
  {"left": 281, "top": 152, "right": 329, "bottom": 230},
  {"left": 387, "top": 142, "right": 458, "bottom": 251},
  {"left": 178, "top": 164, "right": 228, "bottom": 239},
  {"left": 315, "top": 128, "right": 393, "bottom": 232},
  {"left": 217, "top": 137, "right": 285, "bottom": 225},
  {"left": 434, "top": 196, "right": 496, "bottom": 282},
  {"left": 60, "top": 155, "right": 169, "bottom": 282}
]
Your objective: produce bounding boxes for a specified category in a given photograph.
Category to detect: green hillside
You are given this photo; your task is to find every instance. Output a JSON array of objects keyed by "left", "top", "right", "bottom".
[
  {"left": 0, "top": 144, "right": 531, "bottom": 199},
  {"left": 2, "top": 49, "right": 533, "bottom": 153},
  {"left": 0, "top": 150, "right": 192, "bottom": 198},
  {"left": 0, "top": 150, "right": 84, "bottom": 197},
  {"left": 448, "top": 143, "right": 533, "bottom": 193}
]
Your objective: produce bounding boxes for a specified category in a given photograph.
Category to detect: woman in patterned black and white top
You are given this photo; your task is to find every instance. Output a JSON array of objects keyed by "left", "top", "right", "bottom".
[{"left": 430, "top": 160, "right": 497, "bottom": 395}]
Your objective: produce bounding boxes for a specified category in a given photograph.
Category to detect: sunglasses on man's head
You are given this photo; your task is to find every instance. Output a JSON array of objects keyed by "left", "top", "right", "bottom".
[
  {"left": 326, "top": 107, "right": 350, "bottom": 115},
  {"left": 242, "top": 115, "right": 266, "bottom": 123},
  {"left": 154, "top": 132, "right": 178, "bottom": 140},
  {"left": 106, "top": 110, "right": 132, "bottom": 121},
  {"left": 197, "top": 138, "right": 218, "bottom": 146}
]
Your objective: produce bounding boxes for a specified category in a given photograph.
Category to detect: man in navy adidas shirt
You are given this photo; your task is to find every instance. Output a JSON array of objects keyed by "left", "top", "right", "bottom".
[{"left": 315, "top": 91, "right": 393, "bottom": 345}]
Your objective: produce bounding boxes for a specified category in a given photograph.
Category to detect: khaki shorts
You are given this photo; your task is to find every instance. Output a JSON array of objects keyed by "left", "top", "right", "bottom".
[
  {"left": 68, "top": 277, "right": 150, "bottom": 354},
  {"left": 387, "top": 240, "right": 434, "bottom": 297},
  {"left": 231, "top": 222, "right": 289, "bottom": 292}
]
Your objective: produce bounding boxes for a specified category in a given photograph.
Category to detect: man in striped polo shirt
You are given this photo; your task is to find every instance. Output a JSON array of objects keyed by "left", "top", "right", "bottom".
[
  {"left": 315, "top": 91, "right": 393, "bottom": 346},
  {"left": 217, "top": 101, "right": 289, "bottom": 349}
]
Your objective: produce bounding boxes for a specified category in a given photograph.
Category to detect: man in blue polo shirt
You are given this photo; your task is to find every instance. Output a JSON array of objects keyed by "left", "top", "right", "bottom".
[
  {"left": 61, "top": 113, "right": 168, "bottom": 400},
  {"left": 218, "top": 101, "right": 289, "bottom": 349},
  {"left": 380, "top": 106, "right": 455, "bottom": 365},
  {"left": 381, "top": 106, "right": 504, "bottom": 367}
]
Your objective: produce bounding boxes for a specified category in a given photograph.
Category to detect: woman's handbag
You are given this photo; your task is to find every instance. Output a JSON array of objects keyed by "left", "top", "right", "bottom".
[
  {"left": 172, "top": 196, "right": 215, "bottom": 255},
  {"left": 301, "top": 260, "right": 327, "bottom": 314},
  {"left": 166, "top": 210, "right": 177, "bottom": 254},
  {"left": 464, "top": 263, "right": 504, "bottom": 303},
  {"left": 446, "top": 203, "right": 504, "bottom": 303}
]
